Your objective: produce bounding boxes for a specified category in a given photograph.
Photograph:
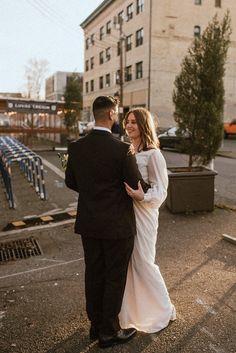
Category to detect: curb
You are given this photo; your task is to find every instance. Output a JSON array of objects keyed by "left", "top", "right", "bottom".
[
  {"left": 216, "top": 151, "right": 236, "bottom": 159},
  {"left": 2, "top": 210, "right": 77, "bottom": 232}
]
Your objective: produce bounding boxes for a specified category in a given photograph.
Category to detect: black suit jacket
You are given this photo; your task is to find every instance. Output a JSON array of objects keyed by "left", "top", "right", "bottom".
[{"left": 65, "top": 130, "right": 147, "bottom": 239}]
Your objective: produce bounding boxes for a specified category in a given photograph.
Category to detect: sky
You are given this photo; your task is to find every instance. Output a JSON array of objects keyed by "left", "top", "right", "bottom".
[{"left": 0, "top": 0, "right": 104, "bottom": 96}]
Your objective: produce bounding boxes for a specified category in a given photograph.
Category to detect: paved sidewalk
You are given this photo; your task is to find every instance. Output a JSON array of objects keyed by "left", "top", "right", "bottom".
[{"left": 0, "top": 149, "right": 235, "bottom": 353}]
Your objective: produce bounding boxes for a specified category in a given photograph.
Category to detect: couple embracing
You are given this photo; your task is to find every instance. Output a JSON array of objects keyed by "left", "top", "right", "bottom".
[{"left": 65, "top": 95, "right": 176, "bottom": 349}]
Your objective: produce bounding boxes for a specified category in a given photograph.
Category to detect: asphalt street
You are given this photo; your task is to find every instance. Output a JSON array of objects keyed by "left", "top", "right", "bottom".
[{"left": 0, "top": 138, "right": 235, "bottom": 353}]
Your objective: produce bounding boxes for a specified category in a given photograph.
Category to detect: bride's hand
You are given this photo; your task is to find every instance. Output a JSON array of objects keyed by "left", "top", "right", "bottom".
[{"left": 124, "top": 181, "right": 144, "bottom": 201}]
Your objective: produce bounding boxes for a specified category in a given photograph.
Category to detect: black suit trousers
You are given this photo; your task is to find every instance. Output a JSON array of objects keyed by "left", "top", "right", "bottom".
[{"left": 81, "top": 235, "right": 134, "bottom": 335}]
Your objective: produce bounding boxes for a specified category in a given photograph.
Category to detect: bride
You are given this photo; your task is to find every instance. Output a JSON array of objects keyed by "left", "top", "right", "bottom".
[{"left": 119, "top": 107, "right": 176, "bottom": 333}]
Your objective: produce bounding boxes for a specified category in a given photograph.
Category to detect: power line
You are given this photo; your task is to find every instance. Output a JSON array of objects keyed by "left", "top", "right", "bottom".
[
  {"left": 34, "top": 0, "right": 80, "bottom": 33},
  {"left": 25, "top": 0, "right": 79, "bottom": 38}
]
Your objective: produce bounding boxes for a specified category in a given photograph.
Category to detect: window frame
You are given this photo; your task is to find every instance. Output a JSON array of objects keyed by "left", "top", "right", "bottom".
[
  {"left": 90, "top": 34, "right": 95, "bottom": 45},
  {"left": 85, "top": 38, "right": 89, "bottom": 50},
  {"left": 106, "top": 21, "right": 111, "bottom": 34},
  {"left": 194, "top": 25, "right": 201, "bottom": 37},
  {"left": 127, "top": 3, "right": 134, "bottom": 21},
  {"left": 99, "top": 76, "right": 104, "bottom": 89},
  {"left": 126, "top": 35, "right": 132, "bottom": 51},
  {"left": 105, "top": 73, "right": 111, "bottom": 87},
  {"left": 90, "top": 80, "right": 94, "bottom": 92},
  {"left": 125, "top": 65, "right": 132, "bottom": 82},
  {"left": 106, "top": 47, "right": 111, "bottom": 61},
  {"left": 99, "top": 51, "right": 104, "bottom": 65},
  {"left": 136, "top": 61, "right": 143, "bottom": 79},
  {"left": 116, "top": 70, "right": 120, "bottom": 84},
  {"left": 137, "top": 0, "right": 144, "bottom": 14},
  {"left": 136, "top": 28, "right": 144, "bottom": 47},
  {"left": 100, "top": 26, "right": 104, "bottom": 40}
]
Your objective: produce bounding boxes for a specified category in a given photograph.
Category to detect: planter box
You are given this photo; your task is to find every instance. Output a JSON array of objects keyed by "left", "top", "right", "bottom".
[{"left": 166, "top": 167, "right": 217, "bottom": 213}]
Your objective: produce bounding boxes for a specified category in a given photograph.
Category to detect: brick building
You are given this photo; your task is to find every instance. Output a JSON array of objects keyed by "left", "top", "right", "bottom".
[{"left": 80, "top": 0, "right": 236, "bottom": 127}]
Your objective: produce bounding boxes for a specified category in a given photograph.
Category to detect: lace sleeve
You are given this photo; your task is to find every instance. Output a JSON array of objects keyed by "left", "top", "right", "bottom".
[{"left": 142, "top": 149, "right": 168, "bottom": 208}]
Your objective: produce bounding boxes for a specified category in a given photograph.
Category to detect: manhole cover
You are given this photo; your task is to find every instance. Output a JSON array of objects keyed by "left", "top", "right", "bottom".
[{"left": 0, "top": 237, "right": 42, "bottom": 262}]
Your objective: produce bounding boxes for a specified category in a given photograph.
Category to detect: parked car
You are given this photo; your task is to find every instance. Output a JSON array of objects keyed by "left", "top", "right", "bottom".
[
  {"left": 158, "top": 127, "right": 189, "bottom": 151},
  {"left": 224, "top": 119, "right": 236, "bottom": 138},
  {"left": 83, "top": 121, "right": 95, "bottom": 134},
  {"left": 78, "top": 121, "right": 89, "bottom": 136}
]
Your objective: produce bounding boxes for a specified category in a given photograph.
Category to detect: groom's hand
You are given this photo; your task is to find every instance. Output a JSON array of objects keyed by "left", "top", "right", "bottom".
[{"left": 124, "top": 181, "right": 144, "bottom": 201}]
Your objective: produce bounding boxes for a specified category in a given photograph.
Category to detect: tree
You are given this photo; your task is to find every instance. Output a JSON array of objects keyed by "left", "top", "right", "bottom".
[
  {"left": 63, "top": 73, "right": 83, "bottom": 132},
  {"left": 173, "top": 12, "right": 231, "bottom": 168},
  {"left": 24, "top": 58, "right": 49, "bottom": 99}
]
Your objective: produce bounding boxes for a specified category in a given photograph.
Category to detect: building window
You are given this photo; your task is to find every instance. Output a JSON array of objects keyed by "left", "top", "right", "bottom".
[
  {"left": 215, "top": 0, "right": 221, "bottom": 7},
  {"left": 106, "top": 47, "right": 111, "bottom": 61},
  {"left": 136, "top": 28, "right": 143, "bottom": 46},
  {"left": 116, "top": 70, "right": 120, "bottom": 84},
  {"left": 136, "top": 61, "right": 143, "bottom": 79},
  {"left": 117, "top": 41, "right": 121, "bottom": 56},
  {"left": 100, "top": 26, "right": 104, "bottom": 40},
  {"left": 90, "top": 34, "right": 95, "bottom": 45},
  {"left": 90, "top": 57, "right": 94, "bottom": 70},
  {"left": 127, "top": 3, "right": 133, "bottom": 21},
  {"left": 90, "top": 80, "right": 94, "bottom": 92},
  {"left": 85, "top": 82, "right": 89, "bottom": 93},
  {"left": 86, "top": 38, "right": 89, "bottom": 50},
  {"left": 194, "top": 25, "right": 201, "bottom": 37},
  {"left": 106, "top": 21, "right": 111, "bottom": 34},
  {"left": 118, "top": 11, "right": 124, "bottom": 24},
  {"left": 126, "top": 35, "right": 132, "bottom": 51},
  {"left": 105, "top": 73, "right": 110, "bottom": 87},
  {"left": 137, "top": 0, "right": 144, "bottom": 14},
  {"left": 99, "top": 51, "right": 104, "bottom": 64},
  {"left": 85, "top": 60, "right": 89, "bottom": 72},
  {"left": 125, "top": 66, "right": 132, "bottom": 81},
  {"left": 99, "top": 76, "right": 103, "bottom": 89},
  {"left": 194, "top": 0, "right": 202, "bottom": 4}
]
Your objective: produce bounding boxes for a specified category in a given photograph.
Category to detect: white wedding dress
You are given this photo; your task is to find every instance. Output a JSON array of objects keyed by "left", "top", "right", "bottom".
[{"left": 119, "top": 148, "right": 176, "bottom": 333}]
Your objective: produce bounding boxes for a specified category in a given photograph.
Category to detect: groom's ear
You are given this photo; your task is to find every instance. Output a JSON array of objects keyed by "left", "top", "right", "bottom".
[{"left": 108, "top": 109, "right": 113, "bottom": 121}]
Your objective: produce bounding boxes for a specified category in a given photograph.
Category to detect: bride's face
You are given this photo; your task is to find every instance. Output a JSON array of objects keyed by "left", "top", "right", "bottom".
[{"left": 125, "top": 113, "right": 140, "bottom": 140}]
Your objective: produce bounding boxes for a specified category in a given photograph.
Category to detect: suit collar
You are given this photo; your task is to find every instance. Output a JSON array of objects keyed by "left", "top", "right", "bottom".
[
  {"left": 93, "top": 127, "right": 111, "bottom": 133},
  {"left": 90, "top": 129, "right": 112, "bottom": 136}
]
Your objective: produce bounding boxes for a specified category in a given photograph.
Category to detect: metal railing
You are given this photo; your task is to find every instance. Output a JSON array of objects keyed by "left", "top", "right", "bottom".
[{"left": 0, "top": 136, "right": 47, "bottom": 208}]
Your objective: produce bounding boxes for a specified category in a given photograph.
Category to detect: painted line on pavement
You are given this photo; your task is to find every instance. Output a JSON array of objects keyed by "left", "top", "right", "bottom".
[
  {"left": 0, "top": 257, "right": 84, "bottom": 280},
  {"left": 40, "top": 156, "right": 65, "bottom": 179}
]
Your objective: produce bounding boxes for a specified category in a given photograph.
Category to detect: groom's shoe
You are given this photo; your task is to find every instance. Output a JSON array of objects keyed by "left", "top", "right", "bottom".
[
  {"left": 99, "top": 328, "right": 137, "bottom": 348},
  {"left": 89, "top": 325, "right": 99, "bottom": 341}
]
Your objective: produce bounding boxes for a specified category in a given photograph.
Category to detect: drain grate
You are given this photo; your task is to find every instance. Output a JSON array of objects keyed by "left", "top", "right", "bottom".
[{"left": 0, "top": 237, "right": 42, "bottom": 262}]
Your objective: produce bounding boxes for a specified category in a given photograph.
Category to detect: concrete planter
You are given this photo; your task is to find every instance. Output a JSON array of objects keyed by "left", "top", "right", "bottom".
[{"left": 166, "top": 166, "right": 218, "bottom": 213}]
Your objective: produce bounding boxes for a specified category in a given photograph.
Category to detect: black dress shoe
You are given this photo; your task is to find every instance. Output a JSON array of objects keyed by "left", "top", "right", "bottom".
[
  {"left": 89, "top": 325, "right": 99, "bottom": 341},
  {"left": 99, "top": 328, "right": 137, "bottom": 348}
]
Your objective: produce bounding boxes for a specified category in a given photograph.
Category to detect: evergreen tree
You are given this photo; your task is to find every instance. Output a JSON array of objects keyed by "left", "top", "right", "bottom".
[
  {"left": 173, "top": 12, "right": 231, "bottom": 168},
  {"left": 64, "top": 73, "right": 83, "bottom": 132}
]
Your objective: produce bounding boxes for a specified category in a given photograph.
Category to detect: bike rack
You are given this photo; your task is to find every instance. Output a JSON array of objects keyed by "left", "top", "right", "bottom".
[{"left": 0, "top": 136, "right": 47, "bottom": 208}]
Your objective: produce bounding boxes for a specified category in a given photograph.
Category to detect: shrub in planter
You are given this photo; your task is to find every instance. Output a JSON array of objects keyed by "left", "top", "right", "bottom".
[{"left": 167, "top": 13, "right": 231, "bottom": 213}]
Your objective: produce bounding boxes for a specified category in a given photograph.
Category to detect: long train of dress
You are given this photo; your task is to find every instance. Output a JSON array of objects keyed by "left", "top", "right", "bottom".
[{"left": 119, "top": 149, "right": 176, "bottom": 333}]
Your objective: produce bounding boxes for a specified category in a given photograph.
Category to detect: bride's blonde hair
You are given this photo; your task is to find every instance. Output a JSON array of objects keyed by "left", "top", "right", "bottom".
[{"left": 123, "top": 107, "right": 159, "bottom": 151}]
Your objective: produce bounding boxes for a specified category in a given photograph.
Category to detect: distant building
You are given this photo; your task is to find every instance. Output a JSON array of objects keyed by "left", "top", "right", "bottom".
[
  {"left": 0, "top": 92, "right": 23, "bottom": 99},
  {"left": 45, "top": 71, "right": 83, "bottom": 101},
  {"left": 80, "top": 0, "right": 236, "bottom": 127}
]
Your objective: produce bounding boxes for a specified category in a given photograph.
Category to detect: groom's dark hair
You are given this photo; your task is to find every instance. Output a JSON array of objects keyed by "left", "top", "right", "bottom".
[{"left": 93, "top": 95, "right": 119, "bottom": 120}]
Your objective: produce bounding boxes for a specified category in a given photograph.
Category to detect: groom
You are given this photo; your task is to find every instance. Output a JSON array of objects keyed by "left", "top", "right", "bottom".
[{"left": 65, "top": 95, "right": 148, "bottom": 348}]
